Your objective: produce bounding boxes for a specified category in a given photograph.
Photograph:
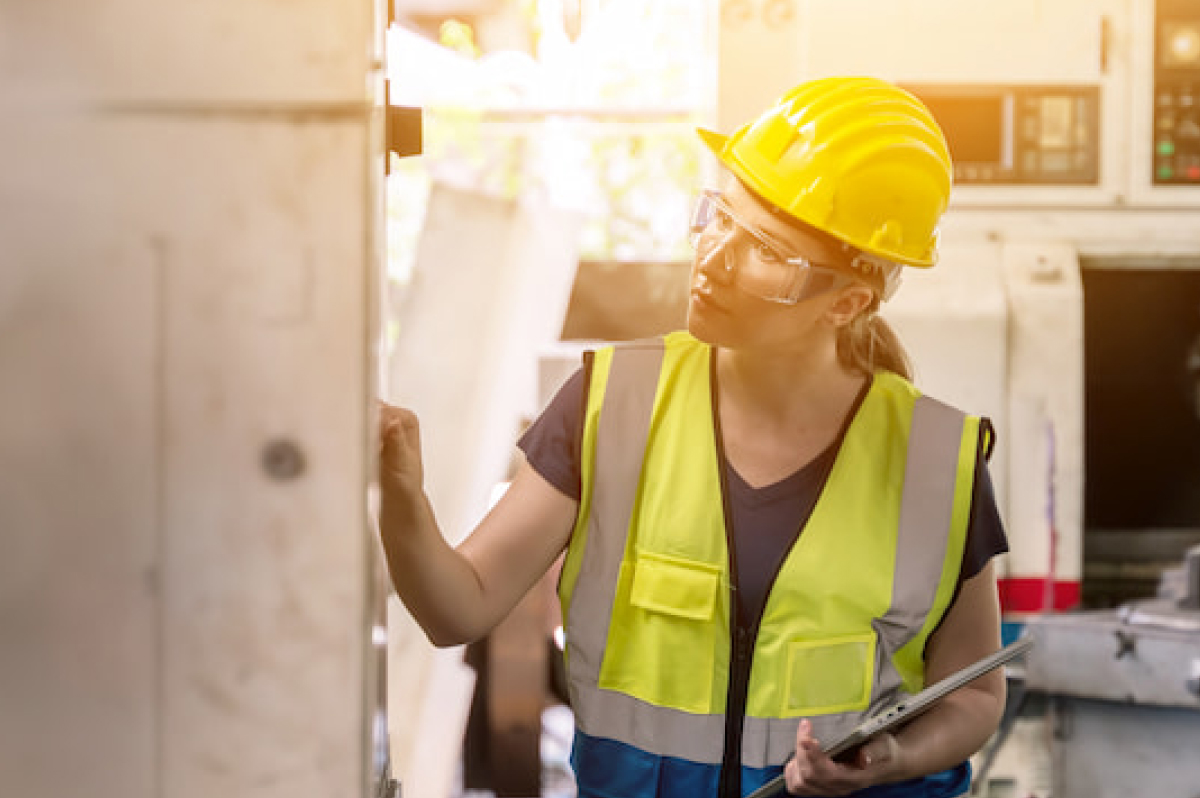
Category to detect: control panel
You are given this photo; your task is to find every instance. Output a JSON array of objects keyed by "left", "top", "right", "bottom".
[
  {"left": 904, "top": 85, "right": 1100, "bottom": 185},
  {"left": 1154, "top": 0, "right": 1200, "bottom": 184}
]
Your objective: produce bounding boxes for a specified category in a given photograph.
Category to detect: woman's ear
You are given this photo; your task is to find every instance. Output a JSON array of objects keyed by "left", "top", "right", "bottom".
[{"left": 824, "top": 284, "right": 876, "bottom": 327}]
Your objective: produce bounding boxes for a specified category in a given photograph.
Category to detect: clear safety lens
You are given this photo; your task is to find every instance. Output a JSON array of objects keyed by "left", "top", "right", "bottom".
[{"left": 689, "top": 190, "right": 823, "bottom": 304}]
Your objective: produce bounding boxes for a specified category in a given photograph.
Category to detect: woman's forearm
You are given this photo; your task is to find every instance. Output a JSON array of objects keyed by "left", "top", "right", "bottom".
[
  {"left": 377, "top": 457, "right": 579, "bottom": 647},
  {"left": 891, "top": 677, "right": 1006, "bottom": 780},
  {"left": 378, "top": 489, "right": 491, "bottom": 647},
  {"left": 887, "top": 559, "right": 1007, "bottom": 781}
]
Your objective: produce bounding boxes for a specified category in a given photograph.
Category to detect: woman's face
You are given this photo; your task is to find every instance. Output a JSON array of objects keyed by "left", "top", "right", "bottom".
[{"left": 686, "top": 179, "right": 865, "bottom": 354}]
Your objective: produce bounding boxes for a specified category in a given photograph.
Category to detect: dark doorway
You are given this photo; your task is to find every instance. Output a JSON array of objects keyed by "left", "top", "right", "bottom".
[{"left": 1081, "top": 260, "right": 1200, "bottom": 606}]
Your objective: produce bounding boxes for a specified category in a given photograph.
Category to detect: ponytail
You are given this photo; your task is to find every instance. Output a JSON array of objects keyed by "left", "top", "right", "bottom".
[{"left": 836, "top": 311, "right": 913, "bottom": 381}]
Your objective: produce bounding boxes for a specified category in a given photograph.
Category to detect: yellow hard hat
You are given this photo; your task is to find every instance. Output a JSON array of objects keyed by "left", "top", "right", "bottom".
[{"left": 698, "top": 76, "right": 952, "bottom": 268}]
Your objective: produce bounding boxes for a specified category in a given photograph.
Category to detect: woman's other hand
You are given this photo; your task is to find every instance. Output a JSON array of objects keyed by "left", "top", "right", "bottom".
[{"left": 784, "top": 720, "right": 903, "bottom": 796}]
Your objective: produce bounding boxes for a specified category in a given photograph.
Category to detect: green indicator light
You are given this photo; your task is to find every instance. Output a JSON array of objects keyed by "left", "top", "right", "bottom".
[
  {"left": 1158, "top": 165, "right": 1175, "bottom": 179},
  {"left": 1157, "top": 140, "right": 1176, "bottom": 156}
]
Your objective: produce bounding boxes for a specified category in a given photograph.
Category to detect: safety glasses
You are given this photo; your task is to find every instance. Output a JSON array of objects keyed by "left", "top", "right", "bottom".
[{"left": 688, "top": 190, "right": 848, "bottom": 305}]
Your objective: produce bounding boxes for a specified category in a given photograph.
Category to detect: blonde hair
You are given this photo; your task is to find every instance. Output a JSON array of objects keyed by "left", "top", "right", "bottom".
[{"left": 836, "top": 309, "right": 913, "bottom": 381}]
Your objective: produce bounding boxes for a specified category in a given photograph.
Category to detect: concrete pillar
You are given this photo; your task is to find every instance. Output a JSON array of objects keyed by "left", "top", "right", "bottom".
[{"left": 0, "top": 2, "right": 387, "bottom": 796}]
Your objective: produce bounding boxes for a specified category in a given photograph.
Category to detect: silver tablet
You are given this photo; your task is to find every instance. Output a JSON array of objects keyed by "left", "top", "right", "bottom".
[{"left": 746, "top": 636, "right": 1034, "bottom": 798}]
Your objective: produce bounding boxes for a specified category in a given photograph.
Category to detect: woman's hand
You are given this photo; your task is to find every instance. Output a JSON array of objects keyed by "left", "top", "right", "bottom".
[
  {"left": 784, "top": 720, "right": 903, "bottom": 796},
  {"left": 378, "top": 401, "right": 424, "bottom": 501},
  {"left": 373, "top": 399, "right": 577, "bottom": 647}
]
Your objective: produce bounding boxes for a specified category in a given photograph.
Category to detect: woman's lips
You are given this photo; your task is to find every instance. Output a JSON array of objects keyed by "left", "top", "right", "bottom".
[{"left": 690, "top": 287, "right": 729, "bottom": 313}]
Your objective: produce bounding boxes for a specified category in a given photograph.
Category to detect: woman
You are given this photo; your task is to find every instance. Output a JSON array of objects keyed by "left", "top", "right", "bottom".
[{"left": 379, "top": 76, "right": 1008, "bottom": 798}]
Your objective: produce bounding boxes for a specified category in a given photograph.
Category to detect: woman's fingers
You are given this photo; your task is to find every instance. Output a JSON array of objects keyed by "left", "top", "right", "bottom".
[{"left": 377, "top": 401, "right": 423, "bottom": 493}]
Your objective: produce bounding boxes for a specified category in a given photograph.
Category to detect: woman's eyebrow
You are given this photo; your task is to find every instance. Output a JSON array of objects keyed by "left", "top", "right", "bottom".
[
  {"left": 756, "top": 221, "right": 826, "bottom": 260},
  {"left": 757, "top": 227, "right": 799, "bottom": 252}
]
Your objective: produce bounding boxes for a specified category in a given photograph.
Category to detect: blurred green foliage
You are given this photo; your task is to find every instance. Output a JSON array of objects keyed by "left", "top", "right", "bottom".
[{"left": 386, "top": 0, "right": 711, "bottom": 285}]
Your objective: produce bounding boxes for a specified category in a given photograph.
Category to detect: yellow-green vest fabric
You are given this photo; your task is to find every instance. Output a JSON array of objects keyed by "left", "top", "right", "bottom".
[{"left": 559, "top": 331, "right": 982, "bottom": 772}]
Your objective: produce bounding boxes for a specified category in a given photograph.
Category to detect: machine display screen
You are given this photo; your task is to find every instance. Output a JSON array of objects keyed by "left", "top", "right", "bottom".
[
  {"left": 903, "top": 84, "right": 1097, "bottom": 184},
  {"left": 920, "top": 94, "right": 1003, "bottom": 164}
]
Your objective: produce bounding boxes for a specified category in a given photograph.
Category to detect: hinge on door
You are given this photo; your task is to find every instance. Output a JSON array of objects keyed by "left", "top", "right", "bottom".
[{"left": 385, "top": 81, "right": 423, "bottom": 174}]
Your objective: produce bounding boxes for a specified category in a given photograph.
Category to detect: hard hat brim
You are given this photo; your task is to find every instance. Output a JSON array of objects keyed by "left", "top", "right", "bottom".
[{"left": 696, "top": 127, "right": 730, "bottom": 158}]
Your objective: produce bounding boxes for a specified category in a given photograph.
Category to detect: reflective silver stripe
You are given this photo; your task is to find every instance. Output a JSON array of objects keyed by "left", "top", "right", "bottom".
[
  {"left": 571, "top": 678, "right": 726, "bottom": 763},
  {"left": 742, "top": 714, "right": 858, "bottom": 769},
  {"left": 573, "top": 679, "right": 862, "bottom": 769},
  {"left": 871, "top": 394, "right": 967, "bottom": 708},
  {"left": 566, "top": 341, "right": 664, "bottom": 688}
]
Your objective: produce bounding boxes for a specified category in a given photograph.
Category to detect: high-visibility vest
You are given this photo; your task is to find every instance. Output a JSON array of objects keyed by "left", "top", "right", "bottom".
[{"left": 558, "top": 332, "right": 984, "bottom": 797}]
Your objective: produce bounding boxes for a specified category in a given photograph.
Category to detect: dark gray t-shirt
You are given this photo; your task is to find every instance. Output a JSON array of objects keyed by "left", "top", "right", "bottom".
[{"left": 518, "top": 364, "right": 1009, "bottom": 625}]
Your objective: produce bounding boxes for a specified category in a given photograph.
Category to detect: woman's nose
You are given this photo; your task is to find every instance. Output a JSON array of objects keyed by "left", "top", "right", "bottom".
[{"left": 696, "top": 230, "right": 738, "bottom": 282}]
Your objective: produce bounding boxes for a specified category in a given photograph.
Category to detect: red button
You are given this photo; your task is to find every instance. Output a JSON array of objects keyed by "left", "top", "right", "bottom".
[{"left": 1188, "top": 165, "right": 1200, "bottom": 180}]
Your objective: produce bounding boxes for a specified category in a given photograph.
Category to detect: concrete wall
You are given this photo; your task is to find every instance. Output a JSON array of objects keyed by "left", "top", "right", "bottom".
[{"left": 0, "top": 2, "right": 387, "bottom": 796}]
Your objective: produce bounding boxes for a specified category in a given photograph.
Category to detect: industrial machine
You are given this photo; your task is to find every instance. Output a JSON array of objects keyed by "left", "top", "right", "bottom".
[{"left": 1023, "top": 546, "right": 1200, "bottom": 798}]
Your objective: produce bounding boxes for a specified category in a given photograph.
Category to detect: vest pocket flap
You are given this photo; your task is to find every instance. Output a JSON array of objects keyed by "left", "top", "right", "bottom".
[
  {"left": 784, "top": 633, "right": 875, "bottom": 716},
  {"left": 629, "top": 551, "right": 719, "bottom": 621}
]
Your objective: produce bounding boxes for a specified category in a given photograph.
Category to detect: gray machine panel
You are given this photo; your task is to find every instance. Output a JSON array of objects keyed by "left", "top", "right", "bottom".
[
  {"left": 1024, "top": 608, "right": 1200, "bottom": 708},
  {"left": 1022, "top": 546, "right": 1200, "bottom": 798},
  {"left": 1047, "top": 697, "right": 1200, "bottom": 798}
]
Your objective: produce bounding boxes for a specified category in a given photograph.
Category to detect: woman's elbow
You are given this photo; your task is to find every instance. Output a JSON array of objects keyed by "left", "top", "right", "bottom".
[
  {"left": 421, "top": 615, "right": 489, "bottom": 649},
  {"left": 971, "top": 673, "right": 1009, "bottom": 735}
]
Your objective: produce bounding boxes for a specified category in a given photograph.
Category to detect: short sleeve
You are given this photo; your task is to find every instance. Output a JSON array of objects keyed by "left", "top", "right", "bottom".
[
  {"left": 960, "top": 419, "right": 1010, "bottom": 582},
  {"left": 517, "top": 363, "right": 589, "bottom": 501}
]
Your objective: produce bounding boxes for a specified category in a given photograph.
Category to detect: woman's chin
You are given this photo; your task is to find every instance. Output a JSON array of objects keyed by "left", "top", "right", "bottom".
[{"left": 685, "top": 314, "right": 723, "bottom": 346}]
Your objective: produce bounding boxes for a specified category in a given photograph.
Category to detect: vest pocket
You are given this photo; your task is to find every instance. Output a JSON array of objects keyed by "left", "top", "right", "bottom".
[
  {"left": 628, "top": 551, "right": 720, "bottom": 620},
  {"left": 598, "top": 550, "right": 722, "bottom": 713},
  {"left": 783, "top": 633, "right": 875, "bottom": 716}
]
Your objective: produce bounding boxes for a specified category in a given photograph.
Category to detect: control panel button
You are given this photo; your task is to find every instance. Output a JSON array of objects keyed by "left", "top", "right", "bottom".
[{"left": 1152, "top": 13, "right": 1200, "bottom": 185}]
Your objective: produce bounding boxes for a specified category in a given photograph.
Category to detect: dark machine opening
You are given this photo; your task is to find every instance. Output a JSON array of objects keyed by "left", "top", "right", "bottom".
[{"left": 1081, "top": 260, "right": 1200, "bottom": 607}]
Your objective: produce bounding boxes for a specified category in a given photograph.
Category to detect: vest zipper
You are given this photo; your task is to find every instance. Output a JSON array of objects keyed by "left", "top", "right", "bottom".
[
  {"left": 719, "top": 621, "right": 753, "bottom": 798},
  {"left": 713, "top": 349, "right": 751, "bottom": 798},
  {"left": 710, "top": 349, "right": 813, "bottom": 798},
  {"left": 720, "top": 605, "right": 774, "bottom": 798}
]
